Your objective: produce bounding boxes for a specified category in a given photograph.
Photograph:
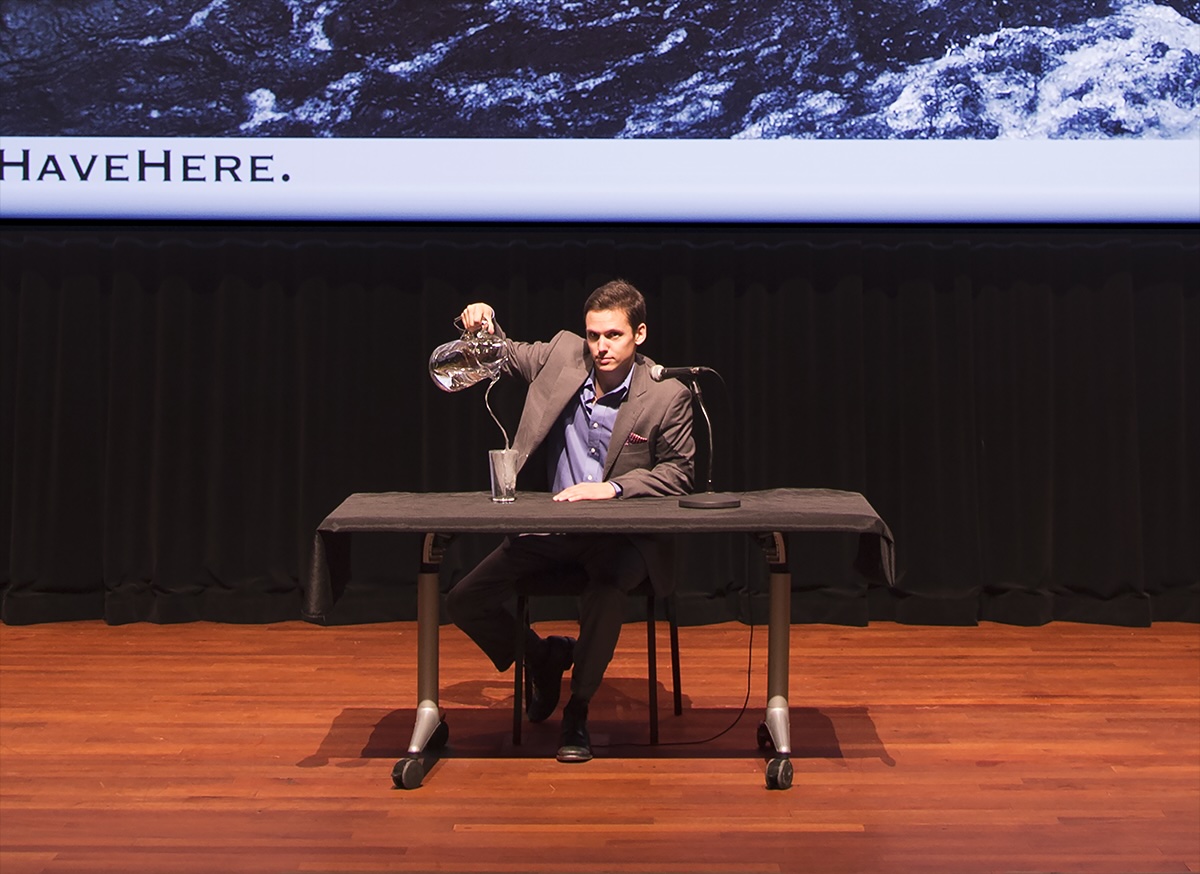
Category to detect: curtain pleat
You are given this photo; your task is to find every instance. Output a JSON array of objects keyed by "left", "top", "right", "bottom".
[{"left": 1, "top": 225, "right": 1196, "bottom": 626}]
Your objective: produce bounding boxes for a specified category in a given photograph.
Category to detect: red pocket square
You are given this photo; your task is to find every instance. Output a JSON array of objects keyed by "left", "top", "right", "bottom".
[{"left": 625, "top": 432, "right": 649, "bottom": 445}]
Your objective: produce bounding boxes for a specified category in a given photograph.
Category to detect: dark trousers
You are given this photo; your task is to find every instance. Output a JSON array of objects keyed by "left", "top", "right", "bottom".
[{"left": 444, "top": 533, "right": 648, "bottom": 702}]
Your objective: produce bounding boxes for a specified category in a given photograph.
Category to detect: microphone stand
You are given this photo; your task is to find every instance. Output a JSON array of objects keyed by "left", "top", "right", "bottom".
[{"left": 679, "top": 376, "right": 741, "bottom": 509}]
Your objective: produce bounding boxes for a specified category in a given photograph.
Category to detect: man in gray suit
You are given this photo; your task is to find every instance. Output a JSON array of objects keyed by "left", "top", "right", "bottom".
[{"left": 445, "top": 279, "right": 695, "bottom": 763}]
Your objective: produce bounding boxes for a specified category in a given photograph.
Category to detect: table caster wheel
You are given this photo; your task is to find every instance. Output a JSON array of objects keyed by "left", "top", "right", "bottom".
[
  {"left": 392, "top": 756, "right": 425, "bottom": 790},
  {"left": 757, "top": 721, "right": 774, "bottom": 752},
  {"left": 428, "top": 720, "right": 449, "bottom": 751},
  {"left": 765, "top": 756, "right": 793, "bottom": 790}
]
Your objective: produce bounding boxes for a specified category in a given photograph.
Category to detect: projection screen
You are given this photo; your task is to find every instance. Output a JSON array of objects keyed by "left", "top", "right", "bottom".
[{"left": 2, "top": 0, "right": 1198, "bottom": 223}]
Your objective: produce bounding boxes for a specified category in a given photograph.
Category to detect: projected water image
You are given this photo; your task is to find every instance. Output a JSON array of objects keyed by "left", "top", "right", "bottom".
[{"left": 2, "top": 0, "right": 1197, "bottom": 138}]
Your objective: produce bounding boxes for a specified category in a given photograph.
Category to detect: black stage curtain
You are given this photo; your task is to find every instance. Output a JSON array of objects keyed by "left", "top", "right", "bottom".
[{"left": 1, "top": 224, "right": 1196, "bottom": 627}]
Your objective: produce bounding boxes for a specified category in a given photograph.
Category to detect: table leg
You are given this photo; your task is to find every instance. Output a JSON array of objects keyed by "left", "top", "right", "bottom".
[
  {"left": 756, "top": 531, "right": 794, "bottom": 790},
  {"left": 394, "top": 533, "right": 452, "bottom": 789},
  {"left": 766, "top": 563, "right": 791, "bottom": 756},
  {"left": 408, "top": 561, "right": 443, "bottom": 754}
]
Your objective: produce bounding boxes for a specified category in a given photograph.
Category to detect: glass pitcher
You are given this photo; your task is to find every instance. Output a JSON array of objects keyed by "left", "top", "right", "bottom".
[{"left": 429, "top": 327, "right": 508, "bottom": 392}]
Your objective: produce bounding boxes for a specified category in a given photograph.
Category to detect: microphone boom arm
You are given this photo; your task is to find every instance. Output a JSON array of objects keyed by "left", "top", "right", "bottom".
[
  {"left": 678, "top": 373, "right": 740, "bottom": 509},
  {"left": 693, "top": 378, "right": 715, "bottom": 494}
]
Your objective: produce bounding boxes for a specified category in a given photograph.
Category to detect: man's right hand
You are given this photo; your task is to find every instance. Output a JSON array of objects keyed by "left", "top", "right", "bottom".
[{"left": 460, "top": 303, "right": 496, "bottom": 334}]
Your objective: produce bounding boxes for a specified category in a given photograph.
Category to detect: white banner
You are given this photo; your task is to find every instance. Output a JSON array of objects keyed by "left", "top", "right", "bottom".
[{"left": 2, "top": 137, "right": 1197, "bottom": 222}]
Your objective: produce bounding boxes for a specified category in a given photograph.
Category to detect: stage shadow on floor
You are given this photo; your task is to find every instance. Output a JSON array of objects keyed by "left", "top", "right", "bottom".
[{"left": 298, "top": 676, "right": 894, "bottom": 768}]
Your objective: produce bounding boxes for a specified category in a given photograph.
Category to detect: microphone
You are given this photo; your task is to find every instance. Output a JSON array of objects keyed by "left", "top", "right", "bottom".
[{"left": 649, "top": 364, "right": 715, "bottom": 382}]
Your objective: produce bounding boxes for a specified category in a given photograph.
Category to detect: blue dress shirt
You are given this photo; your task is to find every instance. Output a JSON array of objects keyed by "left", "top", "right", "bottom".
[{"left": 549, "top": 367, "right": 633, "bottom": 493}]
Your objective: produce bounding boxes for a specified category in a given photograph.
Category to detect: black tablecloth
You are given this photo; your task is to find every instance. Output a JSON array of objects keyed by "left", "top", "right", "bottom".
[{"left": 304, "top": 488, "right": 895, "bottom": 623}]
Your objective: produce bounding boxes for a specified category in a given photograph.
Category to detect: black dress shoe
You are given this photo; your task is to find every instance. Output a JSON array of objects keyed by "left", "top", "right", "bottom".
[
  {"left": 556, "top": 697, "right": 592, "bottom": 763},
  {"left": 526, "top": 635, "right": 575, "bottom": 723}
]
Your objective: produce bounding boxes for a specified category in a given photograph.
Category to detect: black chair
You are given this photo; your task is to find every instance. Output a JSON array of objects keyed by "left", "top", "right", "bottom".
[{"left": 511, "top": 575, "right": 682, "bottom": 745}]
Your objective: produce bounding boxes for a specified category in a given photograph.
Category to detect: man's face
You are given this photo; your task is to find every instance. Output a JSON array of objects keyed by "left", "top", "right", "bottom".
[{"left": 585, "top": 308, "right": 646, "bottom": 385}]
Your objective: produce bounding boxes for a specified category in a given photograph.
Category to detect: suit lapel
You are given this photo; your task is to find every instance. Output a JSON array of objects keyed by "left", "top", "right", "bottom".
[
  {"left": 514, "top": 339, "right": 590, "bottom": 471},
  {"left": 604, "top": 359, "right": 648, "bottom": 478},
  {"left": 538, "top": 360, "right": 589, "bottom": 443}
]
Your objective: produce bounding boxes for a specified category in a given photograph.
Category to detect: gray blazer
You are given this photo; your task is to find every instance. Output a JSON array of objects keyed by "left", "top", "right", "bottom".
[{"left": 500, "top": 329, "right": 696, "bottom": 593}]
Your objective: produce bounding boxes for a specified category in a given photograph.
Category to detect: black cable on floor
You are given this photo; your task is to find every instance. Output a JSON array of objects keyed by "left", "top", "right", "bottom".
[{"left": 596, "top": 620, "right": 756, "bottom": 750}]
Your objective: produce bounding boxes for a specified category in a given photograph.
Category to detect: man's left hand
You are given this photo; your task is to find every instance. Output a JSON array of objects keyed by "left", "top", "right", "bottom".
[{"left": 553, "top": 483, "right": 617, "bottom": 502}]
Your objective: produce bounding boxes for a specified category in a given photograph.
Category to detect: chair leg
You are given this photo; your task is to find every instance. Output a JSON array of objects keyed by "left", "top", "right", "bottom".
[
  {"left": 645, "top": 593, "right": 659, "bottom": 744},
  {"left": 513, "top": 595, "right": 527, "bottom": 745},
  {"left": 514, "top": 588, "right": 678, "bottom": 748},
  {"left": 667, "top": 594, "right": 682, "bottom": 716}
]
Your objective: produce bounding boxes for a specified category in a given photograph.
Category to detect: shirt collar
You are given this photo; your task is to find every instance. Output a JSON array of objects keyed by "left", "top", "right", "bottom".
[{"left": 584, "top": 363, "right": 634, "bottom": 406}]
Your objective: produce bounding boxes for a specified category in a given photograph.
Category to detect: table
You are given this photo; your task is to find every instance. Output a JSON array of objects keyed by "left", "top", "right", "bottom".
[{"left": 304, "top": 488, "right": 895, "bottom": 789}]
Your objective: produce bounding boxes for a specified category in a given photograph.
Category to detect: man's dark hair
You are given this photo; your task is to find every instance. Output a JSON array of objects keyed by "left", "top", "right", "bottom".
[{"left": 584, "top": 279, "right": 646, "bottom": 329}]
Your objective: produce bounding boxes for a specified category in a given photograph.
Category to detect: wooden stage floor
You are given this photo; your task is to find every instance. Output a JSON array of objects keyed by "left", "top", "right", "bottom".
[{"left": 1, "top": 619, "right": 1197, "bottom": 874}]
